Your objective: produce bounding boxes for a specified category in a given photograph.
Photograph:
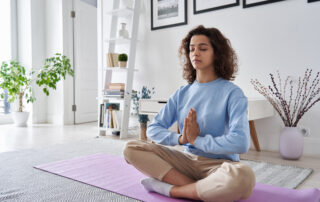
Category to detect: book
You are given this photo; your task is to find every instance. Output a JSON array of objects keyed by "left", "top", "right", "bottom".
[
  {"left": 112, "top": 110, "right": 117, "bottom": 129},
  {"left": 113, "top": 110, "right": 122, "bottom": 129},
  {"left": 109, "top": 83, "right": 125, "bottom": 90},
  {"left": 103, "top": 89, "right": 124, "bottom": 95},
  {"left": 106, "top": 53, "right": 119, "bottom": 67},
  {"left": 99, "top": 103, "right": 104, "bottom": 127},
  {"left": 109, "top": 83, "right": 125, "bottom": 86},
  {"left": 103, "top": 102, "right": 120, "bottom": 128},
  {"left": 107, "top": 53, "right": 112, "bottom": 67},
  {"left": 108, "top": 85, "right": 125, "bottom": 90},
  {"left": 105, "top": 103, "right": 120, "bottom": 110},
  {"left": 112, "top": 53, "right": 119, "bottom": 67}
]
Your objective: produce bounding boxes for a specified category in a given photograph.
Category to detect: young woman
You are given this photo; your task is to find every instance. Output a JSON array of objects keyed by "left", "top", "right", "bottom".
[{"left": 123, "top": 25, "right": 256, "bottom": 202}]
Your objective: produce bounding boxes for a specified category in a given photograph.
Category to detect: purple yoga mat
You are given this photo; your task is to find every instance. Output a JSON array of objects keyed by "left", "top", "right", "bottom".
[
  {"left": 34, "top": 153, "right": 320, "bottom": 202},
  {"left": 34, "top": 153, "right": 190, "bottom": 202}
]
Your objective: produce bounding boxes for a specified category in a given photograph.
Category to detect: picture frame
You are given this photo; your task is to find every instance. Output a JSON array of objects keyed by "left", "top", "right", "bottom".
[
  {"left": 151, "top": 0, "right": 187, "bottom": 31},
  {"left": 194, "top": 0, "right": 240, "bottom": 14},
  {"left": 308, "top": 0, "right": 320, "bottom": 2},
  {"left": 243, "top": 0, "right": 285, "bottom": 8}
]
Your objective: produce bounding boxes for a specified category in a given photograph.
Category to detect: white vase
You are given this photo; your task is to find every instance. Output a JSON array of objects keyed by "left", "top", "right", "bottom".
[
  {"left": 279, "top": 127, "right": 304, "bottom": 160},
  {"left": 12, "top": 111, "right": 29, "bottom": 127},
  {"left": 118, "top": 23, "right": 129, "bottom": 39}
]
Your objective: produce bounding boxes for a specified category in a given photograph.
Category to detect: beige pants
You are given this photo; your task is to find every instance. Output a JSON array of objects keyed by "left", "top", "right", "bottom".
[{"left": 123, "top": 140, "right": 256, "bottom": 202}]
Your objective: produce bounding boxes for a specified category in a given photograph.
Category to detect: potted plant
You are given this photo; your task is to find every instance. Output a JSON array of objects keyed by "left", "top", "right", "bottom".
[
  {"left": 0, "top": 53, "right": 74, "bottom": 126},
  {"left": 118, "top": 53, "right": 128, "bottom": 68},
  {"left": 132, "top": 86, "right": 155, "bottom": 140},
  {"left": 0, "top": 61, "right": 34, "bottom": 126},
  {"left": 251, "top": 69, "right": 320, "bottom": 159}
]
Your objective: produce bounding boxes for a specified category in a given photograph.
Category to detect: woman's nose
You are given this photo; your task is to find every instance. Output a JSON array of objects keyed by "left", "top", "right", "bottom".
[{"left": 193, "top": 48, "right": 200, "bottom": 56}]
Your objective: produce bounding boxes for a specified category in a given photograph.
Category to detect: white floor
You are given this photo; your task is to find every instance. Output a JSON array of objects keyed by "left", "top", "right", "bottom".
[
  {"left": 0, "top": 122, "right": 319, "bottom": 190},
  {"left": 0, "top": 122, "right": 102, "bottom": 152}
]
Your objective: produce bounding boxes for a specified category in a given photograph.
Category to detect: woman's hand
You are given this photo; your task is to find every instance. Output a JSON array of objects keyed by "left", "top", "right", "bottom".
[
  {"left": 179, "top": 118, "right": 188, "bottom": 145},
  {"left": 186, "top": 108, "right": 200, "bottom": 145}
]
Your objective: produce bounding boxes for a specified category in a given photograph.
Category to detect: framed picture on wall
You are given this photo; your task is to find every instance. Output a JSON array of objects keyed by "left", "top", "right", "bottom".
[
  {"left": 151, "top": 0, "right": 187, "bottom": 31},
  {"left": 243, "top": 0, "right": 285, "bottom": 8},
  {"left": 308, "top": 0, "right": 320, "bottom": 2},
  {"left": 194, "top": 0, "right": 240, "bottom": 14}
]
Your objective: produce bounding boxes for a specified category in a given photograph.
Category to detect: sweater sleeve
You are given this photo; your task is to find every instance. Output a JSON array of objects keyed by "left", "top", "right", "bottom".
[
  {"left": 193, "top": 89, "right": 250, "bottom": 154},
  {"left": 146, "top": 90, "right": 181, "bottom": 146}
]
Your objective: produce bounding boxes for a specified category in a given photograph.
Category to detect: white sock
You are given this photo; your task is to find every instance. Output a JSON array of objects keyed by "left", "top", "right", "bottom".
[{"left": 141, "top": 178, "right": 173, "bottom": 197}]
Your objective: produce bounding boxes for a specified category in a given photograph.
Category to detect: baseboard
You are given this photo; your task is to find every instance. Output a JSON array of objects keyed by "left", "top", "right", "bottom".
[
  {"left": 47, "top": 113, "right": 64, "bottom": 125},
  {"left": 303, "top": 137, "right": 320, "bottom": 156},
  {"left": 32, "top": 112, "right": 47, "bottom": 123},
  {"left": 251, "top": 135, "right": 320, "bottom": 156}
]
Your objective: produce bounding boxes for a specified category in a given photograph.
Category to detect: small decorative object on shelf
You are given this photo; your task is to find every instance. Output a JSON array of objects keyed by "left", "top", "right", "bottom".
[
  {"left": 132, "top": 86, "right": 155, "bottom": 140},
  {"left": 118, "top": 53, "right": 128, "bottom": 68},
  {"left": 118, "top": 22, "right": 129, "bottom": 39},
  {"left": 0, "top": 53, "right": 73, "bottom": 127},
  {"left": 251, "top": 69, "right": 320, "bottom": 160}
]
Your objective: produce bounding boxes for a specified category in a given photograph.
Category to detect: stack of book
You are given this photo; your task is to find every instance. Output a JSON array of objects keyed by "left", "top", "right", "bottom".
[
  {"left": 108, "top": 83, "right": 125, "bottom": 90},
  {"left": 99, "top": 102, "right": 122, "bottom": 130},
  {"left": 103, "top": 83, "right": 125, "bottom": 98},
  {"left": 102, "top": 89, "right": 137, "bottom": 98},
  {"left": 107, "top": 53, "right": 119, "bottom": 67},
  {"left": 103, "top": 89, "right": 125, "bottom": 98}
]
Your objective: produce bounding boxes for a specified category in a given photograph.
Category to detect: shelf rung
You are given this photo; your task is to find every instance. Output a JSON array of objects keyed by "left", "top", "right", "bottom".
[
  {"left": 105, "top": 38, "right": 131, "bottom": 44},
  {"left": 104, "top": 67, "right": 138, "bottom": 71},
  {"left": 106, "top": 8, "right": 133, "bottom": 17}
]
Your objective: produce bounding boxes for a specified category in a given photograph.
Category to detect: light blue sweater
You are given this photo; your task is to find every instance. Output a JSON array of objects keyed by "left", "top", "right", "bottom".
[{"left": 147, "top": 78, "right": 250, "bottom": 161}]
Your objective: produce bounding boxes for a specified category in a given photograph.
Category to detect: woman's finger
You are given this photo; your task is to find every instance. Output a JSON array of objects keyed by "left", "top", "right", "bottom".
[{"left": 193, "top": 109, "right": 197, "bottom": 121}]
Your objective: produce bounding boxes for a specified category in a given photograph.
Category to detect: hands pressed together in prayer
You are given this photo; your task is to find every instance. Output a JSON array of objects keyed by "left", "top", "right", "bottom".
[{"left": 179, "top": 108, "right": 200, "bottom": 145}]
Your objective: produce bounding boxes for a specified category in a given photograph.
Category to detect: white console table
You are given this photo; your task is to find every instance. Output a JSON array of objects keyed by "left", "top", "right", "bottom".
[{"left": 139, "top": 98, "right": 274, "bottom": 152}]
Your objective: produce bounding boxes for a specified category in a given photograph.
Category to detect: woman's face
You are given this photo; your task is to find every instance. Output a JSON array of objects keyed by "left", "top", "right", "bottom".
[{"left": 189, "top": 35, "right": 215, "bottom": 71}]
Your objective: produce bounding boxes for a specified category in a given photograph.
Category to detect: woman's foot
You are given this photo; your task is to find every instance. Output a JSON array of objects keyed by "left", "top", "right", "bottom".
[{"left": 141, "top": 178, "right": 173, "bottom": 197}]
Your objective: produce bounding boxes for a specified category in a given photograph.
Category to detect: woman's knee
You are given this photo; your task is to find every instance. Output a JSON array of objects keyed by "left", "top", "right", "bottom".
[
  {"left": 196, "top": 162, "right": 255, "bottom": 202},
  {"left": 233, "top": 163, "right": 256, "bottom": 199},
  {"left": 123, "top": 140, "right": 144, "bottom": 161},
  {"left": 222, "top": 163, "right": 255, "bottom": 200}
]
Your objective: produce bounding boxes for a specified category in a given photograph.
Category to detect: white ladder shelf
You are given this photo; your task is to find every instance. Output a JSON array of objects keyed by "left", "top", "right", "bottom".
[{"left": 97, "top": 0, "right": 141, "bottom": 138}]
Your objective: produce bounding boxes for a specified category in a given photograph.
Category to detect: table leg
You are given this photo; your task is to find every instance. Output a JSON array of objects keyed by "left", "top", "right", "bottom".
[{"left": 249, "top": 120, "right": 261, "bottom": 152}]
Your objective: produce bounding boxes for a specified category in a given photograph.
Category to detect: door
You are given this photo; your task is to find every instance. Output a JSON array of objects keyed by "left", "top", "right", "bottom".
[{"left": 73, "top": 0, "right": 98, "bottom": 123}]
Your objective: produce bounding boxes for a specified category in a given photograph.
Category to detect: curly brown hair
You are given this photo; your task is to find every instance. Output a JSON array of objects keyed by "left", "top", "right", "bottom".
[{"left": 179, "top": 25, "right": 238, "bottom": 84}]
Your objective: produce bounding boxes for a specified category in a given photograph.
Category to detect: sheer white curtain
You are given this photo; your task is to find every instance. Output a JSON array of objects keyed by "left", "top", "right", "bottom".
[{"left": 0, "top": 0, "right": 13, "bottom": 123}]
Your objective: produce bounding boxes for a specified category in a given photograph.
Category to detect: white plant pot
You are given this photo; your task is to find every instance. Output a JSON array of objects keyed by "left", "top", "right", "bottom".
[{"left": 12, "top": 111, "right": 29, "bottom": 127}]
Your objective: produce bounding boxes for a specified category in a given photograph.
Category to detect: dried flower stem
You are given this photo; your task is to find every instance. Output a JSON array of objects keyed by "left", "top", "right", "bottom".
[{"left": 251, "top": 69, "right": 320, "bottom": 127}]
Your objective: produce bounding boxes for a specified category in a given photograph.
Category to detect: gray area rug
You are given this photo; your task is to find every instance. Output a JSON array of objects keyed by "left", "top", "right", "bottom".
[
  {"left": 241, "top": 160, "right": 312, "bottom": 189},
  {"left": 0, "top": 138, "right": 313, "bottom": 202}
]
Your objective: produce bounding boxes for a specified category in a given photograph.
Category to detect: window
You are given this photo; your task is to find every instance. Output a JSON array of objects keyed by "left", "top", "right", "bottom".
[
  {"left": 0, "top": 0, "right": 12, "bottom": 62},
  {"left": 0, "top": 0, "right": 16, "bottom": 124}
]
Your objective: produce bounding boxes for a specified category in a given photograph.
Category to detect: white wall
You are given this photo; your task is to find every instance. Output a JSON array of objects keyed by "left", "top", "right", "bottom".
[
  {"left": 30, "top": 0, "right": 47, "bottom": 123},
  {"left": 45, "top": 0, "right": 65, "bottom": 124},
  {"left": 134, "top": 0, "right": 320, "bottom": 155}
]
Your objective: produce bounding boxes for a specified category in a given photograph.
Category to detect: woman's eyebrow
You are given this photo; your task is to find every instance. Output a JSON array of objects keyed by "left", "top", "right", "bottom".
[{"left": 189, "top": 43, "right": 209, "bottom": 47}]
